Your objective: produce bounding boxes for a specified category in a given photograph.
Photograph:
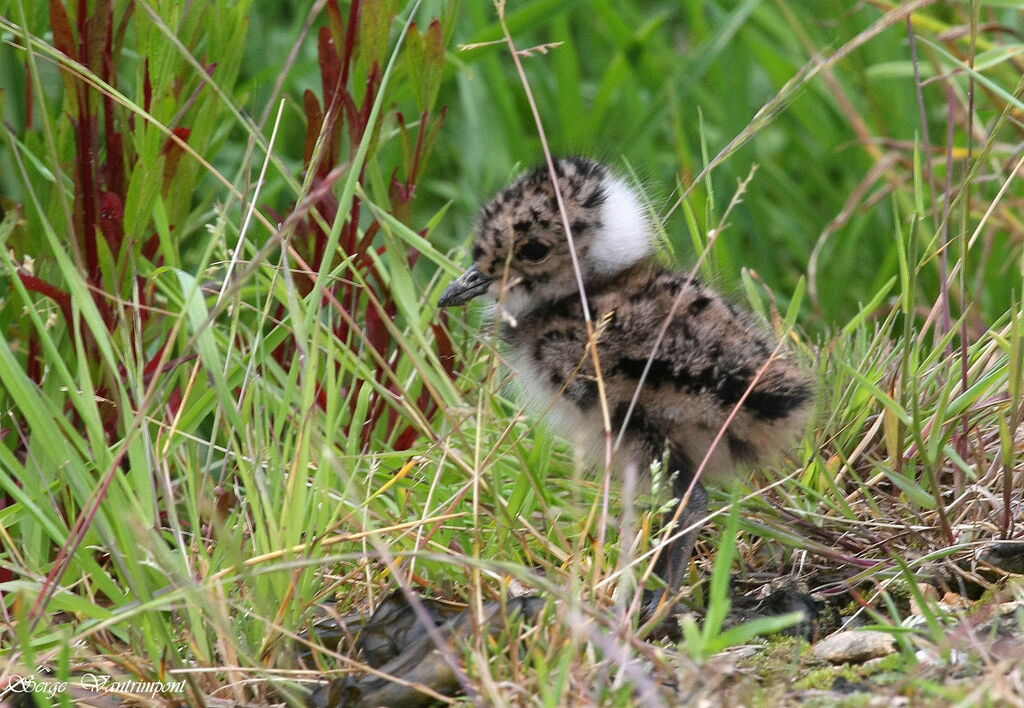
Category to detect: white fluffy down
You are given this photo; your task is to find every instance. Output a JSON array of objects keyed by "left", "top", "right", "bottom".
[{"left": 589, "top": 176, "right": 653, "bottom": 274}]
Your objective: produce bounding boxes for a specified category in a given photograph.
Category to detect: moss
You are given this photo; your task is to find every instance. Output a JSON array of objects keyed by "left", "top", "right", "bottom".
[
  {"left": 800, "top": 694, "right": 874, "bottom": 708},
  {"left": 739, "top": 635, "right": 815, "bottom": 682},
  {"left": 863, "top": 653, "right": 904, "bottom": 674},
  {"left": 795, "top": 652, "right": 907, "bottom": 691},
  {"left": 796, "top": 665, "right": 864, "bottom": 691}
]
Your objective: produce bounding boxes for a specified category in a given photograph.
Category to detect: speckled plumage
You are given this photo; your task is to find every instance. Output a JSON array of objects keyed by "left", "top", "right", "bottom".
[{"left": 439, "top": 157, "right": 812, "bottom": 603}]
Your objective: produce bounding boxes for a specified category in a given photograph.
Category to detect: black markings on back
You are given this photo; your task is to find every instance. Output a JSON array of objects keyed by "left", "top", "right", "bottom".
[
  {"left": 614, "top": 352, "right": 803, "bottom": 420},
  {"left": 744, "top": 384, "right": 812, "bottom": 420},
  {"left": 688, "top": 295, "right": 711, "bottom": 315},
  {"left": 616, "top": 357, "right": 675, "bottom": 388},
  {"left": 715, "top": 369, "right": 753, "bottom": 406},
  {"left": 568, "top": 378, "right": 598, "bottom": 408},
  {"left": 612, "top": 402, "right": 666, "bottom": 458}
]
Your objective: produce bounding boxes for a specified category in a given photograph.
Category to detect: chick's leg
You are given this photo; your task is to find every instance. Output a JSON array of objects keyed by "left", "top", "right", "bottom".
[{"left": 652, "top": 474, "right": 708, "bottom": 598}]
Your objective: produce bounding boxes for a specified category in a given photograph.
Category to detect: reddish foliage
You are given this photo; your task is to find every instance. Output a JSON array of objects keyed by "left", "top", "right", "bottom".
[
  {"left": 18, "top": 272, "right": 73, "bottom": 326},
  {"left": 6, "top": 1, "right": 458, "bottom": 529},
  {"left": 163, "top": 127, "right": 192, "bottom": 191},
  {"left": 49, "top": 0, "right": 76, "bottom": 61},
  {"left": 98, "top": 191, "right": 124, "bottom": 255},
  {"left": 15, "top": 1, "right": 197, "bottom": 449},
  {"left": 143, "top": 58, "right": 152, "bottom": 112},
  {"left": 273, "top": 1, "right": 456, "bottom": 454},
  {"left": 302, "top": 89, "right": 324, "bottom": 167}
]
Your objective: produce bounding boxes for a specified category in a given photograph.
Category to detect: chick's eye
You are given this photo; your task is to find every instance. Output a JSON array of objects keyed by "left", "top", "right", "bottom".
[{"left": 517, "top": 239, "right": 551, "bottom": 262}]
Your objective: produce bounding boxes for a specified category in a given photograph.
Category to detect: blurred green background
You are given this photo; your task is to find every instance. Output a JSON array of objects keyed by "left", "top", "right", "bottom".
[{"left": 7, "top": 1, "right": 1018, "bottom": 331}]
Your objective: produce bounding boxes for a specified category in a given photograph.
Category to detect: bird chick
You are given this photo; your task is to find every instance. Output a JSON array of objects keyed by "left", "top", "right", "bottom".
[{"left": 439, "top": 157, "right": 812, "bottom": 605}]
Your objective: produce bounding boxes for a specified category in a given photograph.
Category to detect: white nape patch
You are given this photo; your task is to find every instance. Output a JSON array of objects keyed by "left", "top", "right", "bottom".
[{"left": 590, "top": 175, "right": 653, "bottom": 274}]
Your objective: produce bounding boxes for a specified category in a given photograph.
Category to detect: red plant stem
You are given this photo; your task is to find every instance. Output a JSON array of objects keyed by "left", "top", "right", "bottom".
[
  {"left": 143, "top": 58, "right": 152, "bottom": 112},
  {"left": 27, "top": 336, "right": 41, "bottom": 384},
  {"left": 28, "top": 433, "right": 128, "bottom": 627},
  {"left": 19, "top": 272, "right": 73, "bottom": 327},
  {"left": 75, "top": 104, "right": 99, "bottom": 283},
  {"left": 339, "top": 0, "right": 360, "bottom": 89},
  {"left": 409, "top": 110, "right": 428, "bottom": 184}
]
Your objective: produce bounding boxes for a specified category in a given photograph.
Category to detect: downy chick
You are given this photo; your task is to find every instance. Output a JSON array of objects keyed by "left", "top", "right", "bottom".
[{"left": 438, "top": 157, "right": 812, "bottom": 604}]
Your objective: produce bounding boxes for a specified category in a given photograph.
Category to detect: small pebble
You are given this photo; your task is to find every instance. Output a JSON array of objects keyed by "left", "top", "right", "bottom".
[{"left": 813, "top": 630, "right": 896, "bottom": 664}]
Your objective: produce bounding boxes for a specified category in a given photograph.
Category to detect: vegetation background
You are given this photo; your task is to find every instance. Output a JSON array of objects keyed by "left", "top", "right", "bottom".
[{"left": 0, "top": 0, "right": 1022, "bottom": 705}]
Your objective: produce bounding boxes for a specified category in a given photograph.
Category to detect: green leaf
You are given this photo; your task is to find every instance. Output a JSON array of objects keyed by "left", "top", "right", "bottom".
[
  {"left": 362, "top": 0, "right": 400, "bottom": 70},
  {"left": 170, "top": 268, "right": 243, "bottom": 430}
]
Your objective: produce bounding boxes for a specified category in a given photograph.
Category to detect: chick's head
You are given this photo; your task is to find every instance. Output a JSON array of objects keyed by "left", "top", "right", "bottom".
[{"left": 439, "top": 157, "right": 653, "bottom": 318}]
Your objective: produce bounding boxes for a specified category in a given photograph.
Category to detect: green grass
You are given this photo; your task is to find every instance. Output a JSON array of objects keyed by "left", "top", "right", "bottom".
[{"left": 1, "top": 0, "right": 1023, "bottom": 706}]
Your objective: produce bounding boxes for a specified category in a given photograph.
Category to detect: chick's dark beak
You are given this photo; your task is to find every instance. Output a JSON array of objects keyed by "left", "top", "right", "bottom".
[{"left": 438, "top": 264, "right": 494, "bottom": 307}]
